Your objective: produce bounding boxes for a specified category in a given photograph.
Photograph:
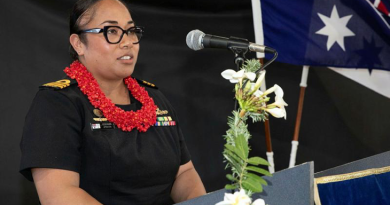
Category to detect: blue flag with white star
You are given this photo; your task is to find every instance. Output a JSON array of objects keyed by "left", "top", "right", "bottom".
[{"left": 261, "top": 0, "right": 390, "bottom": 72}]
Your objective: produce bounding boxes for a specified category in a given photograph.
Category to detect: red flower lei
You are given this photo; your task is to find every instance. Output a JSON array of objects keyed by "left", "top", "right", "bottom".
[{"left": 64, "top": 60, "right": 157, "bottom": 132}]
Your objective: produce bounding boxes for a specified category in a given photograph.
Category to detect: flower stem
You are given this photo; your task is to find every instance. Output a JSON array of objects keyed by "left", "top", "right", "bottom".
[{"left": 238, "top": 160, "right": 248, "bottom": 190}]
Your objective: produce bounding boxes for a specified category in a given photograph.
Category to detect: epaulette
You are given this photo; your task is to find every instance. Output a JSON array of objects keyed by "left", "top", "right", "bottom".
[
  {"left": 136, "top": 78, "right": 158, "bottom": 89},
  {"left": 39, "top": 78, "right": 77, "bottom": 90}
]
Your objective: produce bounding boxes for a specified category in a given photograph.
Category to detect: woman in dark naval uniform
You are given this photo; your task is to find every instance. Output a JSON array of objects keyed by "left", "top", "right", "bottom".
[{"left": 19, "top": 0, "right": 206, "bottom": 204}]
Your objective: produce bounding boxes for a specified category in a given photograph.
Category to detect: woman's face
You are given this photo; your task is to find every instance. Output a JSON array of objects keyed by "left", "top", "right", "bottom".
[{"left": 77, "top": 0, "right": 139, "bottom": 82}]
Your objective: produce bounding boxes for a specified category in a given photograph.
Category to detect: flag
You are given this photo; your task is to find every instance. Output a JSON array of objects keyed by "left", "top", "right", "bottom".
[
  {"left": 330, "top": 67, "right": 390, "bottom": 98},
  {"left": 260, "top": 0, "right": 390, "bottom": 72},
  {"left": 368, "top": 0, "right": 390, "bottom": 20}
]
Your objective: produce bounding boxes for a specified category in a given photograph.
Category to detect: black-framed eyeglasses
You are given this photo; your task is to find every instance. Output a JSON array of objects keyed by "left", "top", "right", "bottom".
[{"left": 78, "top": 26, "right": 144, "bottom": 44}]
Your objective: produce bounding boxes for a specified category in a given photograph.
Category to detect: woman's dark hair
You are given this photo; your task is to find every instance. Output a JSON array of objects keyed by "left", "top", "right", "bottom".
[{"left": 68, "top": 0, "right": 131, "bottom": 60}]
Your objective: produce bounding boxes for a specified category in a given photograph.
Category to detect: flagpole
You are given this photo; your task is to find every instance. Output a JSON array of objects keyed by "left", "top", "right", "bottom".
[
  {"left": 289, "top": 65, "right": 309, "bottom": 168},
  {"left": 251, "top": 0, "right": 275, "bottom": 174}
]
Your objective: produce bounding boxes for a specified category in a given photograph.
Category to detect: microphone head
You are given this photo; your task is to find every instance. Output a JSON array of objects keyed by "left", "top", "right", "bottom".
[{"left": 186, "top": 30, "right": 205, "bottom": 51}]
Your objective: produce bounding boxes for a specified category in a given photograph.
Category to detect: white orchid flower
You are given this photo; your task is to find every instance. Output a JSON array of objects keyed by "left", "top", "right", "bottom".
[
  {"left": 215, "top": 189, "right": 252, "bottom": 205},
  {"left": 251, "top": 198, "right": 265, "bottom": 205},
  {"left": 262, "top": 84, "right": 287, "bottom": 119},
  {"left": 221, "top": 69, "right": 256, "bottom": 84},
  {"left": 263, "top": 84, "right": 288, "bottom": 119}
]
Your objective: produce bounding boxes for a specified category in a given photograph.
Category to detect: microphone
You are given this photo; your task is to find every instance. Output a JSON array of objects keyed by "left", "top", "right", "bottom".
[{"left": 186, "top": 29, "right": 276, "bottom": 53}]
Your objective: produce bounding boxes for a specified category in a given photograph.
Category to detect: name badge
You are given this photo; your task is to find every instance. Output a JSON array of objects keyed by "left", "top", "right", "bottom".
[{"left": 90, "top": 122, "right": 115, "bottom": 130}]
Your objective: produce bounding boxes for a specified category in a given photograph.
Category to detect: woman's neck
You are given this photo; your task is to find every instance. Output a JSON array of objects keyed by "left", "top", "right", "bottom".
[
  {"left": 78, "top": 59, "right": 131, "bottom": 105},
  {"left": 97, "top": 79, "right": 131, "bottom": 105}
]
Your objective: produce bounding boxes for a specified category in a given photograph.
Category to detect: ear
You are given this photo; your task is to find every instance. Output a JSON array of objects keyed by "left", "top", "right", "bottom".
[{"left": 69, "top": 34, "right": 85, "bottom": 56}]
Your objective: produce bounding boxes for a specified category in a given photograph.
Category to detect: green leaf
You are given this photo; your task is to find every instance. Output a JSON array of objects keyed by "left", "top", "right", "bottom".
[
  {"left": 223, "top": 156, "right": 241, "bottom": 174},
  {"left": 242, "top": 178, "right": 263, "bottom": 193},
  {"left": 225, "top": 184, "right": 238, "bottom": 190},
  {"left": 234, "top": 135, "right": 249, "bottom": 159},
  {"left": 225, "top": 144, "right": 245, "bottom": 160},
  {"left": 246, "top": 173, "right": 268, "bottom": 186},
  {"left": 246, "top": 166, "right": 272, "bottom": 176},
  {"left": 226, "top": 174, "right": 237, "bottom": 182},
  {"left": 224, "top": 149, "right": 244, "bottom": 166},
  {"left": 247, "top": 157, "right": 270, "bottom": 166},
  {"left": 223, "top": 151, "right": 243, "bottom": 174}
]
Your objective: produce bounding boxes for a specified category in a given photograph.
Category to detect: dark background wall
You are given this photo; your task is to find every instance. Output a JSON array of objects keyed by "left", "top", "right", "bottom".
[{"left": 1, "top": 0, "right": 389, "bottom": 204}]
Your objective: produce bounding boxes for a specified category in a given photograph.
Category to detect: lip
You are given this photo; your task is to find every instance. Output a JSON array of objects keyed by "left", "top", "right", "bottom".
[{"left": 117, "top": 54, "right": 134, "bottom": 64}]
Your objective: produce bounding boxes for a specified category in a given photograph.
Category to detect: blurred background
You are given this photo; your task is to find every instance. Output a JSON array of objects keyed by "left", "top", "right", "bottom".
[{"left": 1, "top": 0, "right": 389, "bottom": 204}]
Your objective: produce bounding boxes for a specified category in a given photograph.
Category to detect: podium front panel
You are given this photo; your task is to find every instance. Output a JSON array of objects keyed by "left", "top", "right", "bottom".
[{"left": 176, "top": 162, "right": 314, "bottom": 205}]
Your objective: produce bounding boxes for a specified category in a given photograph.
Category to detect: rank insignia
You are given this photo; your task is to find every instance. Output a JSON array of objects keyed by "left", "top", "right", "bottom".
[
  {"left": 142, "top": 80, "right": 156, "bottom": 87},
  {"left": 135, "top": 78, "right": 158, "bottom": 89},
  {"left": 41, "top": 79, "right": 71, "bottom": 89}
]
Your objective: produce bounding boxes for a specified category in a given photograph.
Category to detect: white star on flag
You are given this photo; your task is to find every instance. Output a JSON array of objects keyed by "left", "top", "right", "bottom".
[{"left": 316, "top": 5, "right": 355, "bottom": 51}]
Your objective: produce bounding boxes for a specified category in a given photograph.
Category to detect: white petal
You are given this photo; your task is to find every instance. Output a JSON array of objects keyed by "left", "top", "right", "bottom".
[
  {"left": 250, "top": 83, "right": 256, "bottom": 93},
  {"left": 266, "top": 107, "right": 286, "bottom": 118},
  {"left": 262, "top": 85, "right": 277, "bottom": 96},
  {"left": 273, "top": 96, "right": 288, "bottom": 107},
  {"left": 245, "top": 72, "right": 256, "bottom": 81},
  {"left": 238, "top": 201, "right": 251, "bottom": 205},
  {"left": 224, "top": 193, "right": 234, "bottom": 201},
  {"left": 233, "top": 69, "right": 245, "bottom": 78},
  {"left": 273, "top": 84, "right": 284, "bottom": 98},
  {"left": 238, "top": 189, "right": 247, "bottom": 195},
  {"left": 254, "top": 90, "right": 263, "bottom": 97},
  {"left": 252, "top": 199, "right": 265, "bottom": 205},
  {"left": 237, "top": 198, "right": 251, "bottom": 205},
  {"left": 230, "top": 79, "right": 239, "bottom": 83},
  {"left": 216, "top": 201, "right": 232, "bottom": 205},
  {"left": 253, "top": 71, "right": 266, "bottom": 89},
  {"left": 221, "top": 69, "right": 236, "bottom": 80}
]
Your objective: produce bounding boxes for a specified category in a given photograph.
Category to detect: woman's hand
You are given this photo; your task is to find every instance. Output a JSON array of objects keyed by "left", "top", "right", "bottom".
[
  {"left": 32, "top": 168, "right": 103, "bottom": 205},
  {"left": 171, "top": 161, "right": 206, "bottom": 203}
]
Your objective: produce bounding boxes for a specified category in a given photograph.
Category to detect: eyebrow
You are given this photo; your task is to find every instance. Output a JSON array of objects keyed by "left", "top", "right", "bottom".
[{"left": 100, "top": 20, "right": 134, "bottom": 25}]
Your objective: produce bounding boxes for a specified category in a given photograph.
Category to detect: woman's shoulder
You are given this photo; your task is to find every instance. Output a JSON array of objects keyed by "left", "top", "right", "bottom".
[
  {"left": 39, "top": 78, "right": 78, "bottom": 91},
  {"left": 34, "top": 78, "right": 83, "bottom": 107}
]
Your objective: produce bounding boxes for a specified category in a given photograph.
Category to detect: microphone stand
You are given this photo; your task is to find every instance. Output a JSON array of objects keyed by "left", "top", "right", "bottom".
[
  {"left": 229, "top": 45, "right": 248, "bottom": 110},
  {"left": 227, "top": 45, "right": 249, "bottom": 194}
]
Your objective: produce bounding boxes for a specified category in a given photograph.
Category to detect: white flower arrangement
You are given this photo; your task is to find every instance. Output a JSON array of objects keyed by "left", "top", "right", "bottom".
[
  {"left": 217, "top": 59, "right": 288, "bottom": 205},
  {"left": 221, "top": 66, "right": 288, "bottom": 120}
]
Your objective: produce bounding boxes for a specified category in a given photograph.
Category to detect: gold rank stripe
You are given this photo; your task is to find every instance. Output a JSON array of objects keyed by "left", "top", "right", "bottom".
[
  {"left": 315, "top": 165, "right": 390, "bottom": 184},
  {"left": 142, "top": 80, "right": 155, "bottom": 87},
  {"left": 42, "top": 79, "right": 71, "bottom": 89}
]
